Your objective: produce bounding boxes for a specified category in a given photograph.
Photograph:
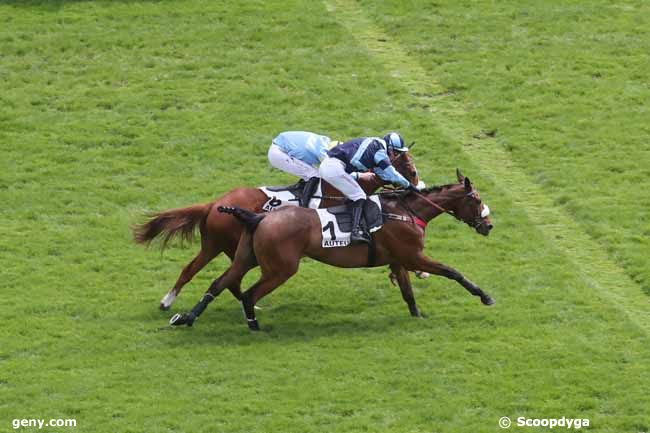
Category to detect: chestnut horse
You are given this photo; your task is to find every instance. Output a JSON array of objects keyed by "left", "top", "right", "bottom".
[
  {"left": 133, "top": 152, "right": 419, "bottom": 310},
  {"left": 170, "top": 170, "right": 494, "bottom": 331}
]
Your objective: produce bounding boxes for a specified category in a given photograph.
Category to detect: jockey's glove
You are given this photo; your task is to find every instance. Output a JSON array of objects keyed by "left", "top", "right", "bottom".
[{"left": 406, "top": 183, "right": 420, "bottom": 193}]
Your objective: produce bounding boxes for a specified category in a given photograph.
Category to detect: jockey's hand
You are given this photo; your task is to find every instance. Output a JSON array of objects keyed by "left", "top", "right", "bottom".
[
  {"left": 357, "top": 172, "right": 377, "bottom": 182},
  {"left": 406, "top": 183, "right": 420, "bottom": 193}
]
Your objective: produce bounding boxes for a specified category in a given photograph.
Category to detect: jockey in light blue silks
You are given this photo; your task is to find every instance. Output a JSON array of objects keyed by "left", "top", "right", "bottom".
[
  {"left": 269, "top": 131, "right": 348, "bottom": 207},
  {"left": 319, "top": 132, "right": 419, "bottom": 244}
]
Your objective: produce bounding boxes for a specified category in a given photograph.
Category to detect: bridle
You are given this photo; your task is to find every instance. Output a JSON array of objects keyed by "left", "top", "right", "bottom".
[
  {"left": 396, "top": 188, "right": 489, "bottom": 231},
  {"left": 389, "top": 150, "right": 417, "bottom": 184}
]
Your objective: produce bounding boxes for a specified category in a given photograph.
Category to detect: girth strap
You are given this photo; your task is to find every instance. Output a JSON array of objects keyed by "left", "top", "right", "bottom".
[
  {"left": 367, "top": 234, "right": 377, "bottom": 267},
  {"left": 383, "top": 212, "right": 426, "bottom": 230}
]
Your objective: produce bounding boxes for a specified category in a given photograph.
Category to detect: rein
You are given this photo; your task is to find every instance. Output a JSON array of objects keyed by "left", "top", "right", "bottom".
[
  {"left": 412, "top": 191, "right": 457, "bottom": 220},
  {"left": 412, "top": 189, "right": 489, "bottom": 231},
  {"left": 398, "top": 194, "right": 428, "bottom": 230},
  {"left": 378, "top": 191, "right": 430, "bottom": 231},
  {"left": 381, "top": 188, "right": 474, "bottom": 230}
]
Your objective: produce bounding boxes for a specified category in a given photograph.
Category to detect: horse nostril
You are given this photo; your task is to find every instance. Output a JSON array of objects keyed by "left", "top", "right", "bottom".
[{"left": 487, "top": 224, "right": 493, "bottom": 230}]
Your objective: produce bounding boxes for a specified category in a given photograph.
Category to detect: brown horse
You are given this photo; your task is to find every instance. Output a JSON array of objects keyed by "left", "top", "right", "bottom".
[
  {"left": 132, "top": 152, "right": 419, "bottom": 310},
  {"left": 170, "top": 169, "right": 494, "bottom": 330}
]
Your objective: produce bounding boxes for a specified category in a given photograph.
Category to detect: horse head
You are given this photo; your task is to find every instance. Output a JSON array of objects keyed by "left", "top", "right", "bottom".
[
  {"left": 450, "top": 169, "right": 493, "bottom": 236},
  {"left": 389, "top": 149, "right": 419, "bottom": 186},
  {"left": 413, "top": 169, "right": 493, "bottom": 236}
]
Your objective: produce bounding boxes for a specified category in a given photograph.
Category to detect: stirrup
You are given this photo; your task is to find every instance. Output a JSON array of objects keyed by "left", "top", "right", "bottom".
[{"left": 350, "top": 229, "right": 370, "bottom": 245}]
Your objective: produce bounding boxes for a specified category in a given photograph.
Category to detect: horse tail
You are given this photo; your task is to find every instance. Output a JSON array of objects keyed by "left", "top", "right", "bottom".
[
  {"left": 133, "top": 203, "right": 211, "bottom": 250},
  {"left": 218, "top": 206, "right": 264, "bottom": 232}
]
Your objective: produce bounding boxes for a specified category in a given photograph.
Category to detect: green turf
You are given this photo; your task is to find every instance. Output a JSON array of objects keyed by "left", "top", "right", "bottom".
[
  {"left": 1, "top": 1, "right": 649, "bottom": 432},
  {"left": 361, "top": 0, "right": 650, "bottom": 294}
]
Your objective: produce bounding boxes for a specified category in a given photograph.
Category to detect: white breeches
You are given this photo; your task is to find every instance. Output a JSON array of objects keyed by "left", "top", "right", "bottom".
[
  {"left": 319, "top": 157, "right": 367, "bottom": 202},
  {"left": 267, "top": 144, "right": 319, "bottom": 180}
]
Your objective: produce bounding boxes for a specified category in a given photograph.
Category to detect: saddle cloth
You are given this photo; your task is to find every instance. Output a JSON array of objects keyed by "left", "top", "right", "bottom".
[
  {"left": 259, "top": 180, "right": 322, "bottom": 211},
  {"left": 317, "top": 196, "right": 383, "bottom": 248}
]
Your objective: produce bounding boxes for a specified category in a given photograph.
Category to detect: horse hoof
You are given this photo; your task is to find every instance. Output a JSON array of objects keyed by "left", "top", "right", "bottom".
[
  {"left": 169, "top": 313, "right": 187, "bottom": 326},
  {"left": 160, "top": 303, "right": 170, "bottom": 311},
  {"left": 481, "top": 296, "right": 495, "bottom": 306},
  {"left": 247, "top": 319, "right": 260, "bottom": 331}
]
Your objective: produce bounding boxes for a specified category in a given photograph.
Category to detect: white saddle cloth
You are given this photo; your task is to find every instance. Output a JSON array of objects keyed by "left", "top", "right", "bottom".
[
  {"left": 259, "top": 182, "right": 323, "bottom": 211},
  {"left": 317, "top": 195, "right": 383, "bottom": 248}
]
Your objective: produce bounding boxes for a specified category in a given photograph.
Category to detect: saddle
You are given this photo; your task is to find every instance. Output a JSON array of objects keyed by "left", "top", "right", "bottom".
[
  {"left": 317, "top": 199, "right": 383, "bottom": 266},
  {"left": 260, "top": 179, "right": 322, "bottom": 211},
  {"left": 325, "top": 199, "right": 383, "bottom": 234},
  {"left": 265, "top": 179, "right": 305, "bottom": 196}
]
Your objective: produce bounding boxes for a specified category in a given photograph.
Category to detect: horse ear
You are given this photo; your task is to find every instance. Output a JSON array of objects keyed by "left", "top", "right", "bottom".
[
  {"left": 456, "top": 168, "right": 465, "bottom": 183},
  {"left": 464, "top": 177, "right": 472, "bottom": 192}
]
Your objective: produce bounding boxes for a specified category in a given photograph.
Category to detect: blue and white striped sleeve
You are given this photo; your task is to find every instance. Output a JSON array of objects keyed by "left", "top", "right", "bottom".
[
  {"left": 373, "top": 148, "right": 390, "bottom": 170},
  {"left": 374, "top": 165, "right": 410, "bottom": 188}
]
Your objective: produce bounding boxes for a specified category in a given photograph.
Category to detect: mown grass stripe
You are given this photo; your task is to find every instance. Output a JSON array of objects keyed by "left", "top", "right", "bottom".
[{"left": 325, "top": 0, "right": 650, "bottom": 335}]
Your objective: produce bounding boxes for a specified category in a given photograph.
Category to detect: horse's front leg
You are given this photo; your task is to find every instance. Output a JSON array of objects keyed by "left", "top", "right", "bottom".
[
  {"left": 407, "top": 255, "right": 495, "bottom": 306},
  {"left": 389, "top": 264, "right": 422, "bottom": 317}
]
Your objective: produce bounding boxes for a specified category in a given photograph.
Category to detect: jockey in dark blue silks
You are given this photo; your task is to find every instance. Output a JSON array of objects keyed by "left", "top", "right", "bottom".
[{"left": 319, "top": 132, "right": 419, "bottom": 244}]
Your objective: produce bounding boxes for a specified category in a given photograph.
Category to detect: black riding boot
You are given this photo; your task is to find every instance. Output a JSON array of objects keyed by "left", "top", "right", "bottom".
[
  {"left": 350, "top": 198, "right": 370, "bottom": 244},
  {"left": 299, "top": 177, "right": 320, "bottom": 208}
]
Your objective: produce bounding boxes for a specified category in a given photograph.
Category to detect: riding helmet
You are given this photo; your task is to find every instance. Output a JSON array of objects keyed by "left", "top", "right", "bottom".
[{"left": 383, "top": 132, "right": 408, "bottom": 152}]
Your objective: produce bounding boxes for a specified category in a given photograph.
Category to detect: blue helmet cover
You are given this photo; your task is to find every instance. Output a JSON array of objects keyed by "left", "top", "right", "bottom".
[{"left": 383, "top": 132, "right": 408, "bottom": 152}]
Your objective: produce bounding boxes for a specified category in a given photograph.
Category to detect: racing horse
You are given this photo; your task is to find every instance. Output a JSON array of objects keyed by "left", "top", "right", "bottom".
[
  {"left": 132, "top": 151, "right": 419, "bottom": 310},
  {"left": 170, "top": 169, "right": 494, "bottom": 330}
]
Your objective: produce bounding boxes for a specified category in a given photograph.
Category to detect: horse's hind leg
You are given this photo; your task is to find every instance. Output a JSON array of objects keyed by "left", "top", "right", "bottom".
[
  {"left": 169, "top": 260, "right": 255, "bottom": 327},
  {"left": 223, "top": 248, "right": 243, "bottom": 301},
  {"left": 241, "top": 258, "right": 299, "bottom": 331},
  {"left": 239, "top": 238, "right": 303, "bottom": 330},
  {"left": 170, "top": 231, "right": 258, "bottom": 327},
  {"left": 240, "top": 273, "right": 294, "bottom": 331},
  {"left": 160, "top": 239, "right": 221, "bottom": 310}
]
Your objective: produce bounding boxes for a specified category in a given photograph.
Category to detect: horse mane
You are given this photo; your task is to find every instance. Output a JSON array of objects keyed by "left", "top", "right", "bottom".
[
  {"left": 419, "top": 185, "right": 444, "bottom": 194},
  {"left": 378, "top": 182, "right": 459, "bottom": 206},
  {"left": 420, "top": 182, "right": 463, "bottom": 194},
  {"left": 377, "top": 184, "right": 446, "bottom": 209}
]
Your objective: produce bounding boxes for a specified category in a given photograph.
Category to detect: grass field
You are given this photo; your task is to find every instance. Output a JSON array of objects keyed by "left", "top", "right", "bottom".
[{"left": 1, "top": 1, "right": 649, "bottom": 432}]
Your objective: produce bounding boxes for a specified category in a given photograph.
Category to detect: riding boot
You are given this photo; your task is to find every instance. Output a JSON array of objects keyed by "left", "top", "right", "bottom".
[
  {"left": 350, "top": 198, "right": 370, "bottom": 244},
  {"left": 299, "top": 177, "right": 320, "bottom": 208}
]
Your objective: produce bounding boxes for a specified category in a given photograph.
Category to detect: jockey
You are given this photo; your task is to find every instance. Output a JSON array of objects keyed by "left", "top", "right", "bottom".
[
  {"left": 319, "top": 132, "right": 419, "bottom": 244},
  {"left": 268, "top": 131, "right": 340, "bottom": 207}
]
